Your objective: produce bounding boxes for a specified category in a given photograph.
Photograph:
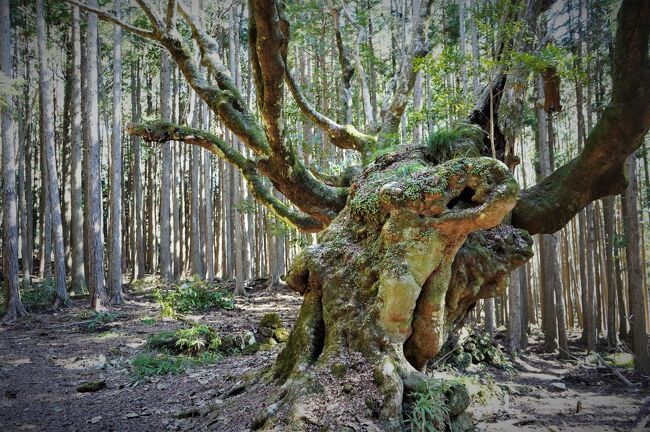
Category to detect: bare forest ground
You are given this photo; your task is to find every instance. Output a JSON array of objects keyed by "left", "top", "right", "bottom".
[{"left": 0, "top": 278, "right": 648, "bottom": 432}]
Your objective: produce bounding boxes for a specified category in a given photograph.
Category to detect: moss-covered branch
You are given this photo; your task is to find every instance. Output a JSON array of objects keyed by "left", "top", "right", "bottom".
[
  {"left": 127, "top": 121, "right": 323, "bottom": 232},
  {"left": 512, "top": 0, "right": 650, "bottom": 234},
  {"left": 284, "top": 70, "right": 377, "bottom": 158}
]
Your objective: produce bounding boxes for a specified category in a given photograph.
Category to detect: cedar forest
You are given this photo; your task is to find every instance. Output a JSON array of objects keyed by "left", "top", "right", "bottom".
[{"left": 0, "top": 0, "right": 649, "bottom": 430}]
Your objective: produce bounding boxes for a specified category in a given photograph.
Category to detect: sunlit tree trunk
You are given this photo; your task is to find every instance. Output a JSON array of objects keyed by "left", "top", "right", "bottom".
[
  {"left": 84, "top": 0, "right": 107, "bottom": 310},
  {"left": 1, "top": 0, "right": 27, "bottom": 323},
  {"left": 108, "top": 0, "right": 123, "bottom": 303},
  {"left": 36, "top": 0, "right": 68, "bottom": 307},
  {"left": 621, "top": 154, "right": 650, "bottom": 374}
]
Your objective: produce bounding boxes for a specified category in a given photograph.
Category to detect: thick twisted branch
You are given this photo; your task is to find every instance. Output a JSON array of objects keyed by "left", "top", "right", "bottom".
[
  {"left": 512, "top": 0, "right": 650, "bottom": 234},
  {"left": 128, "top": 121, "right": 323, "bottom": 232}
]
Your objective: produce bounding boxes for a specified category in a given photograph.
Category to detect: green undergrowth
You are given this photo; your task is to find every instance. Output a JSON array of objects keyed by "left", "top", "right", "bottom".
[
  {"left": 404, "top": 379, "right": 452, "bottom": 432},
  {"left": 130, "top": 353, "right": 190, "bottom": 378},
  {"left": 84, "top": 311, "right": 118, "bottom": 332},
  {"left": 0, "top": 279, "right": 65, "bottom": 316},
  {"left": 21, "top": 280, "right": 57, "bottom": 311},
  {"left": 154, "top": 276, "right": 234, "bottom": 317},
  {"left": 132, "top": 324, "right": 258, "bottom": 379}
]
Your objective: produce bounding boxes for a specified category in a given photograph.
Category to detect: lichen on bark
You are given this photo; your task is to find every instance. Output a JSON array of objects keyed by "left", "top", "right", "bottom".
[{"left": 245, "top": 145, "right": 533, "bottom": 431}]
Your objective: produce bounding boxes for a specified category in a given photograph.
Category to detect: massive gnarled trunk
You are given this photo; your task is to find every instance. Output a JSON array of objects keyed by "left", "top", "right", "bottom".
[{"left": 243, "top": 146, "right": 532, "bottom": 430}]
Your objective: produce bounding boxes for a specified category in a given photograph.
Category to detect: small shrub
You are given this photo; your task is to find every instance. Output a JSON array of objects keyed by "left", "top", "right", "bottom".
[
  {"left": 85, "top": 311, "right": 118, "bottom": 332},
  {"left": 147, "top": 324, "right": 221, "bottom": 356},
  {"left": 147, "top": 325, "right": 258, "bottom": 358},
  {"left": 405, "top": 379, "right": 451, "bottom": 432},
  {"left": 175, "top": 324, "right": 220, "bottom": 355},
  {"left": 21, "top": 280, "right": 57, "bottom": 310},
  {"left": 155, "top": 276, "right": 234, "bottom": 316}
]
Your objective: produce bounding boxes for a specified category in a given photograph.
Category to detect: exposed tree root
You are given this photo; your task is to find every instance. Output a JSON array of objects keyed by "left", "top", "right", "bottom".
[{"left": 1, "top": 298, "right": 28, "bottom": 325}]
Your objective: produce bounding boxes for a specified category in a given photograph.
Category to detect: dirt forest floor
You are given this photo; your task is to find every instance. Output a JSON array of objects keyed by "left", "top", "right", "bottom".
[{"left": 1, "top": 279, "right": 649, "bottom": 432}]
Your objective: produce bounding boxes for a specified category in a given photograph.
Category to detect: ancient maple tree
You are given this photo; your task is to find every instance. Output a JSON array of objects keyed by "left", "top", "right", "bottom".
[{"left": 66, "top": 0, "right": 650, "bottom": 429}]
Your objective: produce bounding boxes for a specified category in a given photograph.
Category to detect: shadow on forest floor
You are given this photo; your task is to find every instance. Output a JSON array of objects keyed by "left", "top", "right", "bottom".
[{"left": 0, "top": 278, "right": 648, "bottom": 431}]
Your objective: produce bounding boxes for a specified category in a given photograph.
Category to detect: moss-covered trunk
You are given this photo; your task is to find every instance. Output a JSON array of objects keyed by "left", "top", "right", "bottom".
[{"left": 242, "top": 146, "right": 532, "bottom": 431}]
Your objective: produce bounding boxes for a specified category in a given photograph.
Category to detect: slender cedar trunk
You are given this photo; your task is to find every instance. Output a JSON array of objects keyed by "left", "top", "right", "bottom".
[
  {"left": 215, "top": 159, "right": 223, "bottom": 277},
  {"left": 186, "top": 40, "right": 202, "bottom": 276},
  {"left": 1, "top": 0, "right": 27, "bottom": 323},
  {"left": 17, "top": 32, "right": 31, "bottom": 291},
  {"left": 191, "top": 144, "right": 203, "bottom": 276},
  {"left": 614, "top": 209, "right": 628, "bottom": 339},
  {"left": 536, "top": 77, "right": 557, "bottom": 352},
  {"left": 146, "top": 152, "right": 155, "bottom": 273},
  {"left": 84, "top": 0, "right": 107, "bottom": 310},
  {"left": 594, "top": 204, "right": 604, "bottom": 336},
  {"left": 61, "top": 46, "right": 72, "bottom": 270},
  {"left": 36, "top": 0, "right": 68, "bottom": 307},
  {"left": 39, "top": 125, "right": 52, "bottom": 282},
  {"left": 23, "top": 41, "right": 34, "bottom": 282},
  {"left": 172, "top": 144, "right": 182, "bottom": 280},
  {"left": 229, "top": 6, "right": 245, "bottom": 295},
  {"left": 585, "top": 203, "right": 597, "bottom": 350},
  {"left": 69, "top": 6, "right": 86, "bottom": 293},
  {"left": 602, "top": 196, "right": 618, "bottom": 347},
  {"left": 203, "top": 112, "right": 214, "bottom": 283},
  {"left": 131, "top": 61, "right": 145, "bottom": 280},
  {"left": 171, "top": 66, "right": 180, "bottom": 280},
  {"left": 159, "top": 52, "right": 172, "bottom": 281},
  {"left": 108, "top": 0, "right": 123, "bottom": 303},
  {"left": 621, "top": 154, "right": 650, "bottom": 374},
  {"left": 507, "top": 264, "right": 522, "bottom": 354},
  {"left": 548, "top": 113, "right": 569, "bottom": 359},
  {"left": 459, "top": 0, "right": 468, "bottom": 99}
]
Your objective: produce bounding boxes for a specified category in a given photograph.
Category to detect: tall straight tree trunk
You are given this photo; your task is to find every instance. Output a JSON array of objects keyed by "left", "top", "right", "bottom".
[
  {"left": 159, "top": 52, "right": 172, "bottom": 281},
  {"left": 39, "top": 138, "right": 52, "bottom": 282},
  {"left": 507, "top": 266, "right": 522, "bottom": 354},
  {"left": 108, "top": 0, "right": 123, "bottom": 303},
  {"left": 459, "top": 0, "right": 468, "bottom": 99},
  {"left": 36, "top": 0, "right": 69, "bottom": 307},
  {"left": 84, "top": 0, "right": 107, "bottom": 310},
  {"left": 69, "top": 5, "right": 86, "bottom": 293},
  {"left": 614, "top": 233, "right": 628, "bottom": 340},
  {"left": 131, "top": 61, "right": 145, "bottom": 280},
  {"left": 621, "top": 154, "right": 650, "bottom": 374},
  {"left": 203, "top": 118, "right": 214, "bottom": 283},
  {"left": 1, "top": 0, "right": 27, "bottom": 323},
  {"left": 17, "top": 31, "right": 31, "bottom": 291},
  {"left": 536, "top": 77, "right": 559, "bottom": 353},
  {"left": 602, "top": 196, "right": 618, "bottom": 348}
]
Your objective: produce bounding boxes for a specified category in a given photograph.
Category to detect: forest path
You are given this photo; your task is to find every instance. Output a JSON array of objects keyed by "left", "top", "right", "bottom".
[
  {"left": 0, "top": 281, "right": 648, "bottom": 431},
  {"left": 0, "top": 280, "right": 301, "bottom": 431}
]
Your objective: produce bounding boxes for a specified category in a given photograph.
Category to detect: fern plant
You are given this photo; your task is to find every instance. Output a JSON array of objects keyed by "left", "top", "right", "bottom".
[{"left": 405, "top": 379, "right": 451, "bottom": 432}]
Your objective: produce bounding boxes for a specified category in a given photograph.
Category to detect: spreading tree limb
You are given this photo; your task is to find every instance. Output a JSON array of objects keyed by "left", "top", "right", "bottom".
[
  {"left": 512, "top": 0, "right": 650, "bottom": 234},
  {"left": 128, "top": 121, "right": 324, "bottom": 232}
]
